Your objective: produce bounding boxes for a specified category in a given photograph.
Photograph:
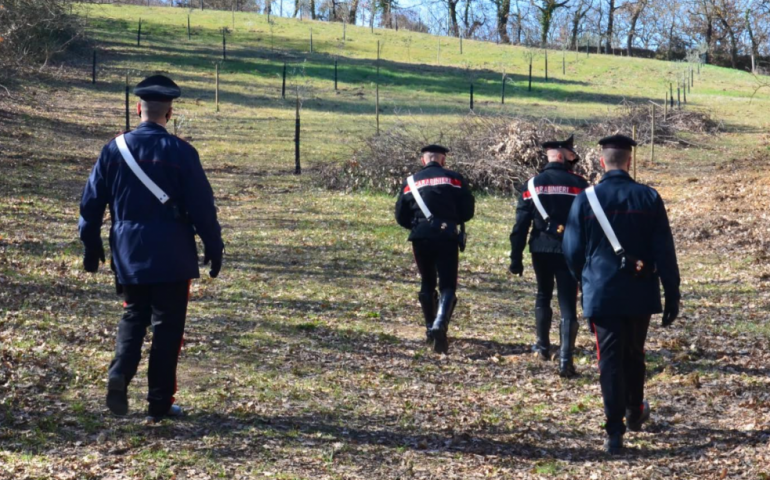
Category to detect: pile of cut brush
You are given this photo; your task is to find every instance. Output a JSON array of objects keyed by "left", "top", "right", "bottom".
[
  {"left": 318, "top": 115, "right": 601, "bottom": 195},
  {"left": 584, "top": 101, "right": 722, "bottom": 148}
]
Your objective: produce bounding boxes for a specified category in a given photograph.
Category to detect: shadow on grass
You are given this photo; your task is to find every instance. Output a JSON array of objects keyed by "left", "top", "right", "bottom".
[
  {"left": 146, "top": 412, "right": 770, "bottom": 463},
  {"left": 85, "top": 21, "right": 659, "bottom": 118}
]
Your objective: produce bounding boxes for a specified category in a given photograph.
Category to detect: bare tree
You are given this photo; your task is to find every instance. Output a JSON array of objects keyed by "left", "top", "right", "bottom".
[
  {"left": 570, "top": 0, "right": 594, "bottom": 49},
  {"left": 605, "top": 0, "right": 621, "bottom": 52},
  {"left": 463, "top": 0, "right": 486, "bottom": 38},
  {"left": 534, "top": 0, "right": 570, "bottom": 46},
  {"left": 711, "top": 0, "right": 743, "bottom": 67},
  {"left": 625, "top": 0, "right": 650, "bottom": 55},
  {"left": 446, "top": 0, "right": 462, "bottom": 36},
  {"left": 348, "top": 0, "right": 360, "bottom": 23},
  {"left": 492, "top": 0, "right": 512, "bottom": 43}
]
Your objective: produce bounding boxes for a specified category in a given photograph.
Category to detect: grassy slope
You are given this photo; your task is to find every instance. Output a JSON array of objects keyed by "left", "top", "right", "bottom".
[{"left": 1, "top": 3, "right": 770, "bottom": 478}]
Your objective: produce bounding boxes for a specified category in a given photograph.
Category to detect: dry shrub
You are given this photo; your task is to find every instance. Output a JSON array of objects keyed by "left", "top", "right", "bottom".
[
  {"left": 0, "top": 0, "right": 84, "bottom": 69},
  {"left": 584, "top": 102, "right": 722, "bottom": 147},
  {"left": 318, "top": 115, "right": 602, "bottom": 195}
]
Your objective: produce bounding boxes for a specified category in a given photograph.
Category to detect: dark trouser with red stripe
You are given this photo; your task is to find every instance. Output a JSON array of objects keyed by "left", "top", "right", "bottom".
[
  {"left": 412, "top": 239, "right": 459, "bottom": 295},
  {"left": 531, "top": 252, "right": 578, "bottom": 352},
  {"left": 109, "top": 281, "right": 190, "bottom": 417},
  {"left": 592, "top": 315, "right": 651, "bottom": 435}
]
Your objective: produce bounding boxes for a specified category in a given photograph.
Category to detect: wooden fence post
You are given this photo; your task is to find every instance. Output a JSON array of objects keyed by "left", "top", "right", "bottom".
[
  {"left": 683, "top": 80, "right": 687, "bottom": 104},
  {"left": 215, "top": 63, "right": 220, "bottom": 112},
  {"left": 222, "top": 28, "right": 226, "bottom": 61},
  {"left": 334, "top": 60, "right": 338, "bottom": 91},
  {"left": 137, "top": 19, "right": 142, "bottom": 46},
  {"left": 470, "top": 83, "right": 474, "bottom": 111},
  {"left": 544, "top": 51, "right": 548, "bottom": 82},
  {"left": 124, "top": 74, "right": 130, "bottom": 132},
  {"left": 376, "top": 40, "right": 380, "bottom": 135},
  {"left": 501, "top": 75, "right": 506, "bottom": 104},
  {"left": 281, "top": 62, "right": 286, "bottom": 99},
  {"left": 294, "top": 97, "right": 301, "bottom": 174},
  {"left": 677, "top": 86, "right": 681, "bottom": 109},
  {"left": 92, "top": 49, "right": 97, "bottom": 84},
  {"left": 632, "top": 124, "right": 637, "bottom": 179},
  {"left": 650, "top": 104, "right": 656, "bottom": 165},
  {"left": 669, "top": 83, "right": 674, "bottom": 107}
]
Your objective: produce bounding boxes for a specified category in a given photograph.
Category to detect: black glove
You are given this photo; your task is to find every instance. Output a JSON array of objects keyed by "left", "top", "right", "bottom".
[
  {"left": 662, "top": 296, "right": 680, "bottom": 327},
  {"left": 508, "top": 260, "right": 523, "bottom": 277},
  {"left": 203, "top": 248, "right": 223, "bottom": 279},
  {"left": 83, "top": 244, "right": 105, "bottom": 273}
]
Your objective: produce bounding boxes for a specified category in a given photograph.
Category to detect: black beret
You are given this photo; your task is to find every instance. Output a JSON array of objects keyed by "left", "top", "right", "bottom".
[
  {"left": 599, "top": 134, "right": 637, "bottom": 151},
  {"left": 542, "top": 134, "right": 580, "bottom": 161},
  {"left": 134, "top": 75, "right": 181, "bottom": 101},
  {"left": 420, "top": 144, "right": 450, "bottom": 155}
]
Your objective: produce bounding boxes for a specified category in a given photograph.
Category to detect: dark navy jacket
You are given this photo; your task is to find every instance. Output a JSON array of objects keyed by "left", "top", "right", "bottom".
[
  {"left": 510, "top": 162, "right": 588, "bottom": 262},
  {"left": 563, "top": 170, "right": 680, "bottom": 317},
  {"left": 79, "top": 122, "right": 223, "bottom": 285},
  {"left": 395, "top": 162, "right": 475, "bottom": 241}
]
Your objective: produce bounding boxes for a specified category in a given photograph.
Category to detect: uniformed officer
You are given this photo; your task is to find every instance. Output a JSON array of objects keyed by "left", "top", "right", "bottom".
[
  {"left": 395, "top": 145, "right": 475, "bottom": 354},
  {"left": 509, "top": 135, "right": 588, "bottom": 378},
  {"left": 563, "top": 134, "right": 680, "bottom": 454},
  {"left": 79, "top": 75, "right": 224, "bottom": 422}
]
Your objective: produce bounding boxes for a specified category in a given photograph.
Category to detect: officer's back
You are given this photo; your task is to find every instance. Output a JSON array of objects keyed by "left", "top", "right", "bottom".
[
  {"left": 395, "top": 161, "right": 474, "bottom": 240},
  {"left": 514, "top": 162, "right": 588, "bottom": 254},
  {"left": 80, "top": 113, "right": 221, "bottom": 285},
  {"left": 564, "top": 159, "right": 679, "bottom": 317}
]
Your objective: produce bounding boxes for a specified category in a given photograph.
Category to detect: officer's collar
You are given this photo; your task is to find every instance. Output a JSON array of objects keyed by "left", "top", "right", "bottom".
[
  {"left": 422, "top": 161, "right": 444, "bottom": 169},
  {"left": 542, "top": 161, "right": 569, "bottom": 172},
  {"left": 600, "top": 170, "right": 633, "bottom": 182},
  {"left": 136, "top": 121, "right": 169, "bottom": 133}
]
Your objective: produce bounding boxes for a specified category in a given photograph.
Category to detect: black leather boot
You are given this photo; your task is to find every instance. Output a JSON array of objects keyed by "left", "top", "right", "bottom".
[
  {"left": 604, "top": 433, "right": 624, "bottom": 454},
  {"left": 626, "top": 400, "right": 650, "bottom": 432},
  {"left": 559, "top": 318, "right": 579, "bottom": 378},
  {"left": 418, "top": 291, "right": 438, "bottom": 343},
  {"left": 106, "top": 374, "right": 128, "bottom": 416},
  {"left": 533, "top": 307, "right": 552, "bottom": 361},
  {"left": 430, "top": 290, "right": 456, "bottom": 354}
]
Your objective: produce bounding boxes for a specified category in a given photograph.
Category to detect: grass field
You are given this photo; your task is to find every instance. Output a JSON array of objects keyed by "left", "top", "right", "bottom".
[{"left": 1, "top": 3, "right": 770, "bottom": 478}]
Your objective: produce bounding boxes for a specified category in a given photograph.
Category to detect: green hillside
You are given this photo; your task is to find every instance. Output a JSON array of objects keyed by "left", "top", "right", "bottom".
[
  {"left": 1, "top": 3, "right": 769, "bottom": 478},
  {"left": 79, "top": 3, "right": 770, "bottom": 167}
]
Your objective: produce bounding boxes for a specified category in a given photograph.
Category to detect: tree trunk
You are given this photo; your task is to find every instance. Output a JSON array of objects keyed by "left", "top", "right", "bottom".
[
  {"left": 605, "top": 0, "right": 615, "bottom": 54},
  {"left": 626, "top": 2, "right": 644, "bottom": 57},
  {"left": 570, "top": 10, "right": 580, "bottom": 49},
  {"left": 448, "top": 0, "right": 460, "bottom": 37},
  {"left": 727, "top": 28, "right": 737, "bottom": 68},
  {"left": 349, "top": 0, "right": 359, "bottom": 24},
  {"left": 370, "top": 0, "right": 376, "bottom": 30},
  {"left": 496, "top": 0, "right": 511, "bottom": 43},
  {"left": 310, "top": 0, "right": 316, "bottom": 19},
  {"left": 666, "top": 20, "right": 675, "bottom": 60},
  {"left": 704, "top": 19, "right": 712, "bottom": 64},
  {"left": 746, "top": 8, "right": 758, "bottom": 73}
]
